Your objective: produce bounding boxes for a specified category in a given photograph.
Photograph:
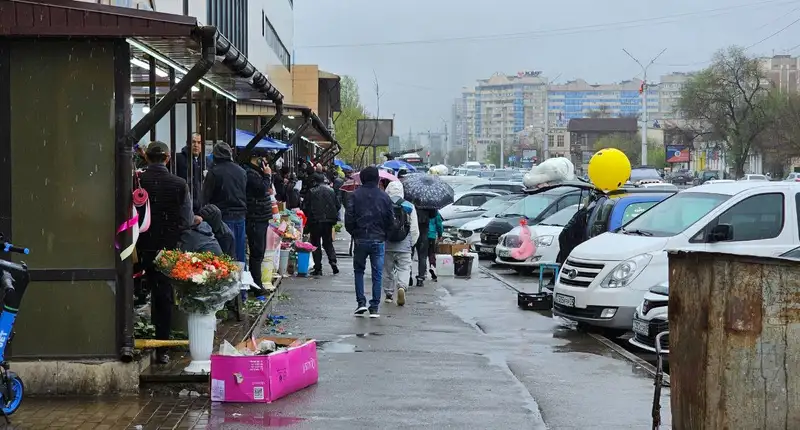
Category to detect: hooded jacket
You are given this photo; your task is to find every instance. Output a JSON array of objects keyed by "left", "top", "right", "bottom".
[
  {"left": 302, "top": 173, "right": 340, "bottom": 225},
  {"left": 198, "top": 204, "right": 236, "bottom": 257},
  {"left": 178, "top": 221, "right": 223, "bottom": 255},
  {"left": 345, "top": 167, "right": 393, "bottom": 241},
  {"left": 385, "top": 181, "right": 419, "bottom": 253},
  {"left": 243, "top": 162, "right": 272, "bottom": 222},
  {"left": 202, "top": 143, "right": 247, "bottom": 221}
]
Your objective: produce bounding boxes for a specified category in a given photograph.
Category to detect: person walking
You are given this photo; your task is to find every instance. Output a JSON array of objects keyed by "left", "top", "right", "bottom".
[
  {"left": 175, "top": 132, "right": 204, "bottom": 213},
  {"left": 136, "top": 141, "right": 194, "bottom": 365},
  {"left": 202, "top": 142, "right": 247, "bottom": 263},
  {"left": 345, "top": 166, "right": 393, "bottom": 318},
  {"left": 425, "top": 209, "right": 444, "bottom": 282},
  {"left": 243, "top": 155, "right": 273, "bottom": 290},
  {"left": 302, "top": 173, "right": 340, "bottom": 276},
  {"left": 383, "top": 181, "right": 419, "bottom": 306}
]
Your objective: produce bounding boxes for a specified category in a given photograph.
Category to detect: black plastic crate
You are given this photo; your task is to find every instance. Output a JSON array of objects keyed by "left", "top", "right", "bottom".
[{"left": 517, "top": 291, "right": 552, "bottom": 311}]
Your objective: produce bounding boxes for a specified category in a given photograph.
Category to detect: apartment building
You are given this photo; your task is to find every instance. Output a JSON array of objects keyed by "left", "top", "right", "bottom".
[{"left": 760, "top": 55, "right": 800, "bottom": 93}]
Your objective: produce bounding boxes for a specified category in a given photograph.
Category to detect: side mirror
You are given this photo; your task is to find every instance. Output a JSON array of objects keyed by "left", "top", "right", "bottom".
[{"left": 708, "top": 223, "right": 733, "bottom": 243}]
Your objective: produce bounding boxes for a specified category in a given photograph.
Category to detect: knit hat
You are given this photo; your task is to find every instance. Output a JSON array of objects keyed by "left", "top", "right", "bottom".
[
  {"left": 198, "top": 204, "right": 222, "bottom": 225},
  {"left": 212, "top": 142, "right": 233, "bottom": 161},
  {"left": 360, "top": 166, "right": 379, "bottom": 185}
]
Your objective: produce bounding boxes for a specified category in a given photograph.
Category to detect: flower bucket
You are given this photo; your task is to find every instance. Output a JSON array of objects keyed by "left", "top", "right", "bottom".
[
  {"left": 453, "top": 255, "right": 474, "bottom": 278},
  {"left": 279, "top": 249, "right": 290, "bottom": 275},
  {"left": 262, "top": 254, "right": 275, "bottom": 285},
  {"left": 296, "top": 250, "right": 311, "bottom": 276},
  {"left": 184, "top": 310, "right": 217, "bottom": 373}
]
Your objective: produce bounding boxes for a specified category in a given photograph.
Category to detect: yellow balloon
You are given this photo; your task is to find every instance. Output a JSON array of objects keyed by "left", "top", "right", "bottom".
[{"left": 588, "top": 148, "right": 631, "bottom": 191}]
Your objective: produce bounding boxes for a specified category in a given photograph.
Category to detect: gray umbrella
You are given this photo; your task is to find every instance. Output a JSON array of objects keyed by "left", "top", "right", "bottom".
[{"left": 401, "top": 174, "right": 454, "bottom": 210}]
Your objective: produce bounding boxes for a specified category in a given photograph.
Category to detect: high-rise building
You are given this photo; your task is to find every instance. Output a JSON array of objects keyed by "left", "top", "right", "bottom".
[
  {"left": 760, "top": 55, "right": 800, "bottom": 93},
  {"left": 657, "top": 72, "right": 693, "bottom": 119},
  {"left": 547, "top": 79, "right": 658, "bottom": 127}
]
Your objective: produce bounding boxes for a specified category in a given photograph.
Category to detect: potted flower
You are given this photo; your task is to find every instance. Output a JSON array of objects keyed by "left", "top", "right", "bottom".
[{"left": 154, "top": 250, "right": 241, "bottom": 373}]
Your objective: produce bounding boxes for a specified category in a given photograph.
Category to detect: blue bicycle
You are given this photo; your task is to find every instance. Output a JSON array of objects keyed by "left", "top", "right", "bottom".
[{"left": 0, "top": 234, "right": 30, "bottom": 419}]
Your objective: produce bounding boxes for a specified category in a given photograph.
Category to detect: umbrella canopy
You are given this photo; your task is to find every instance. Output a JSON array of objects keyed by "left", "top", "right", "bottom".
[
  {"left": 341, "top": 170, "right": 398, "bottom": 192},
  {"left": 381, "top": 159, "right": 417, "bottom": 172},
  {"left": 401, "top": 173, "right": 454, "bottom": 210},
  {"left": 334, "top": 159, "right": 354, "bottom": 171},
  {"left": 235, "top": 129, "right": 289, "bottom": 150}
]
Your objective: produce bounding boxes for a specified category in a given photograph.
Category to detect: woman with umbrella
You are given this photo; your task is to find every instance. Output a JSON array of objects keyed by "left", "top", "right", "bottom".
[{"left": 401, "top": 173, "right": 454, "bottom": 287}]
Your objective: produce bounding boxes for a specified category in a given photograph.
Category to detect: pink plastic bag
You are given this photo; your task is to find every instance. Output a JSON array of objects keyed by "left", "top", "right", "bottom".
[{"left": 510, "top": 219, "right": 536, "bottom": 260}]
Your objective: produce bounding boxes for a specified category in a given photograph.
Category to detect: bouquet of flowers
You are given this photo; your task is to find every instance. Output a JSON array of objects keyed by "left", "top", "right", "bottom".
[
  {"left": 293, "top": 241, "right": 317, "bottom": 252},
  {"left": 154, "top": 250, "right": 241, "bottom": 314}
]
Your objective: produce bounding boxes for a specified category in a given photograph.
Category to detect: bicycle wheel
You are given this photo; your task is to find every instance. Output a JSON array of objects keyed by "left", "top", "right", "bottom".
[{"left": 1, "top": 376, "right": 23, "bottom": 415}]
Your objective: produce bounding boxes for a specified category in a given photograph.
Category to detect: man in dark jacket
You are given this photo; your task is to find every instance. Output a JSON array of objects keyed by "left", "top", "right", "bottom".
[
  {"left": 175, "top": 133, "right": 204, "bottom": 213},
  {"left": 198, "top": 204, "right": 235, "bottom": 258},
  {"left": 243, "top": 155, "right": 273, "bottom": 289},
  {"left": 202, "top": 142, "right": 247, "bottom": 262},
  {"left": 136, "top": 141, "right": 193, "bottom": 364},
  {"left": 345, "top": 166, "right": 393, "bottom": 318},
  {"left": 302, "top": 173, "right": 341, "bottom": 276}
]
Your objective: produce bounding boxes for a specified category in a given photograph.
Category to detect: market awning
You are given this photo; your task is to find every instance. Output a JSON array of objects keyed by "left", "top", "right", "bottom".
[
  {"left": 235, "top": 129, "right": 288, "bottom": 151},
  {"left": 0, "top": 0, "right": 283, "bottom": 105}
]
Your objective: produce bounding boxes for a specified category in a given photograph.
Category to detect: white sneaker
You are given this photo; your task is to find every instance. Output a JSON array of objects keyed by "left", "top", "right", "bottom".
[{"left": 396, "top": 287, "right": 406, "bottom": 306}]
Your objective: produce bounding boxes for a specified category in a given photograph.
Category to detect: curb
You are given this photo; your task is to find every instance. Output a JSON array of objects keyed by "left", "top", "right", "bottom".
[
  {"left": 241, "top": 275, "right": 285, "bottom": 342},
  {"left": 481, "top": 265, "right": 670, "bottom": 387}
]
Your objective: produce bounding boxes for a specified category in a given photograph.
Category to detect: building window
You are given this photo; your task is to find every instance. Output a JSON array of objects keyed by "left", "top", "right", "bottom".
[
  {"left": 557, "top": 135, "right": 565, "bottom": 147},
  {"left": 261, "top": 10, "right": 291, "bottom": 70},
  {"left": 207, "top": 0, "right": 248, "bottom": 57}
]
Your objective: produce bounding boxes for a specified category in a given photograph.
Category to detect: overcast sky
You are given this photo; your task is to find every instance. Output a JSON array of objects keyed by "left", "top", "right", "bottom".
[{"left": 294, "top": 0, "right": 800, "bottom": 134}]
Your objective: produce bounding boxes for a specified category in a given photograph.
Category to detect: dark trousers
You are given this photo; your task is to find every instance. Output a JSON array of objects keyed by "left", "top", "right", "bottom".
[
  {"left": 246, "top": 220, "right": 269, "bottom": 288},
  {"left": 139, "top": 250, "right": 174, "bottom": 355},
  {"left": 414, "top": 236, "right": 429, "bottom": 280},
  {"left": 309, "top": 222, "right": 337, "bottom": 271}
]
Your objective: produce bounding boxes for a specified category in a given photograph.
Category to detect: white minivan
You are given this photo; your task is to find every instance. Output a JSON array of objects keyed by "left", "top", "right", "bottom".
[{"left": 553, "top": 181, "right": 799, "bottom": 337}]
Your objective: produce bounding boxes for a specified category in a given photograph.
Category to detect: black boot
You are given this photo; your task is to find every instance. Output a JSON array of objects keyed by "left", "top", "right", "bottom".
[
  {"left": 416, "top": 276, "right": 425, "bottom": 287},
  {"left": 331, "top": 263, "right": 339, "bottom": 274}
]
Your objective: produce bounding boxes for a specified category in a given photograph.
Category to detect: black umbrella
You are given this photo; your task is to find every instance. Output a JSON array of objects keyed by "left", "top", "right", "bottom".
[{"left": 401, "top": 173, "right": 454, "bottom": 210}]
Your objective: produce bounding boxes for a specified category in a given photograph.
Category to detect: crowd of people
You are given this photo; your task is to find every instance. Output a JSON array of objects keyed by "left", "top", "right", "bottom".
[{"left": 133, "top": 135, "right": 346, "bottom": 364}]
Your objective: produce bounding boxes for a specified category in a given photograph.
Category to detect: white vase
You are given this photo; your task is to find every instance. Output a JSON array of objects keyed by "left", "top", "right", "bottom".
[{"left": 183, "top": 311, "right": 217, "bottom": 374}]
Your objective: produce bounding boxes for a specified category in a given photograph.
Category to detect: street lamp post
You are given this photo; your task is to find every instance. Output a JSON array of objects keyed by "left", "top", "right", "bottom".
[{"left": 623, "top": 48, "right": 666, "bottom": 166}]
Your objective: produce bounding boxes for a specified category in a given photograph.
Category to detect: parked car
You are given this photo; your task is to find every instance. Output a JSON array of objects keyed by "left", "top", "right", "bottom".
[
  {"left": 694, "top": 170, "right": 721, "bottom": 185},
  {"left": 488, "top": 169, "right": 515, "bottom": 181},
  {"left": 495, "top": 205, "right": 579, "bottom": 273},
  {"left": 445, "top": 195, "right": 526, "bottom": 248},
  {"left": 668, "top": 169, "right": 693, "bottom": 185},
  {"left": 783, "top": 172, "right": 800, "bottom": 182},
  {"left": 738, "top": 174, "right": 768, "bottom": 181},
  {"left": 442, "top": 194, "right": 524, "bottom": 237},
  {"left": 629, "top": 166, "right": 664, "bottom": 185},
  {"left": 495, "top": 191, "right": 674, "bottom": 272},
  {"left": 439, "top": 190, "right": 507, "bottom": 220},
  {"left": 639, "top": 182, "right": 678, "bottom": 191},
  {"left": 554, "top": 181, "right": 798, "bottom": 337},
  {"left": 476, "top": 185, "right": 585, "bottom": 256},
  {"left": 471, "top": 181, "right": 526, "bottom": 194},
  {"left": 629, "top": 282, "right": 669, "bottom": 353},
  {"left": 630, "top": 242, "right": 800, "bottom": 354}
]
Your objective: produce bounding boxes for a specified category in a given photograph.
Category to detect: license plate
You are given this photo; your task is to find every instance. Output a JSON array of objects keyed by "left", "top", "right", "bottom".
[
  {"left": 479, "top": 245, "right": 494, "bottom": 253},
  {"left": 632, "top": 319, "right": 649, "bottom": 336},
  {"left": 554, "top": 293, "right": 575, "bottom": 307},
  {"left": 498, "top": 249, "right": 510, "bottom": 257}
]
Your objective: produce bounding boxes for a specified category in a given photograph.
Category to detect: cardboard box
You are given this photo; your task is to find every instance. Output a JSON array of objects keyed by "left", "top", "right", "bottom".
[
  {"left": 210, "top": 337, "right": 318, "bottom": 403},
  {"left": 436, "top": 243, "right": 469, "bottom": 255}
]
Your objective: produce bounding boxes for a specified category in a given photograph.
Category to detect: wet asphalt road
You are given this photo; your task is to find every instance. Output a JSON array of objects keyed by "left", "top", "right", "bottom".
[{"left": 246, "top": 252, "right": 671, "bottom": 429}]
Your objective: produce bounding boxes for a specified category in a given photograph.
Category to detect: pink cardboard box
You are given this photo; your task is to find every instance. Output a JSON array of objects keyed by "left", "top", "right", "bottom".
[{"left": 210, "top": 338, "right": 318, "bottom": 403}]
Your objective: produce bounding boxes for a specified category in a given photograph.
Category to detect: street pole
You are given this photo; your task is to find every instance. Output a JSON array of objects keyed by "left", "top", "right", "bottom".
[
  {"left": 542, "top": 73, "right": 560, "bottom": 161},
  {"left": 500, "top": 107, "right": 506, "bottom": 169},
  {"left": 623, "top": 48, "right": 666, "bottom": 166},
  {"left": 441, "top": 117, "right": 449, "bottom": 166}
]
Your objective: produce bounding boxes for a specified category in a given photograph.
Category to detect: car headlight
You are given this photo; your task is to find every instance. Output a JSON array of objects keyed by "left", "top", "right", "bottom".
[
  {"left": 534, "top": 235, "right": 553, "bottom": 247},
  {"left": 600, "top": 253, "right": 652, "bottom": 288}
]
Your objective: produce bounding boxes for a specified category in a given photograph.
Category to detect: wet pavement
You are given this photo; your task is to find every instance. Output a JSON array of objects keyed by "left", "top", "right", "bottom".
[{"left": 7, "top": 243, "right": 671, "bottom": 429}]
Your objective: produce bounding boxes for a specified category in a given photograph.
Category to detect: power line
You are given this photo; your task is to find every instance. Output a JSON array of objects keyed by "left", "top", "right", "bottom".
[
  {"left": 746, "top": 16, "right": 800, "bottom": 49},
  {"left": 297, "top": 0, "right": 798, "bottom": 49}
]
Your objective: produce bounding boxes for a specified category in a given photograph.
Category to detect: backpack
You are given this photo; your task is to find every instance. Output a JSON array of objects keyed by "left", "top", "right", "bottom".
[{"left": 387, "top": 199, "right": 411, "bottom": 242}]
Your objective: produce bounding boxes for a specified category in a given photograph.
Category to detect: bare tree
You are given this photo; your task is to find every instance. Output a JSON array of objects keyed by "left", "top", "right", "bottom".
[{"left": 675, "top": 46, "right": 778, "bottom": 177}]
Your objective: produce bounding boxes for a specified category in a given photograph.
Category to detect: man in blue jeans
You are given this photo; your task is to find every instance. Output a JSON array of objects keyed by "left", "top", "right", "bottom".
[{"left": 345, "top": 166, "right": 394, "bottom": 318}]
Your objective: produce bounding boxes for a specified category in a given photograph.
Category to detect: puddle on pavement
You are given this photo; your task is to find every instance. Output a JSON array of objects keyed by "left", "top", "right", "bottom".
[
  {"left": 209, "top": 406, "right": 305, "bottom": 427},
  {"left": 317, "top": 341, "right": 357, "bottom": 353}
]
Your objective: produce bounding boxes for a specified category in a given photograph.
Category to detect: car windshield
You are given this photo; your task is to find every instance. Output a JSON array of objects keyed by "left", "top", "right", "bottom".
[
  {"left": 451, "top": 183, "right": 478, "bottom": 193},
  {"left": 619, "top": 192, "right": 731, "bottom": 237},
  {"left": 482, "top": 197, "right": 523, "bottom": 217},
  {"left": 501, "top": 194, "right": 556, "bottom": 219},
  {"left": 492, "top": 170, "right": 513, "bottom": 179},
  {"left": 540, "top": 205, "right": 578, "bottom": 226},
  {"left": 465, "top": 170, "right": 482, "bottom": 177}
]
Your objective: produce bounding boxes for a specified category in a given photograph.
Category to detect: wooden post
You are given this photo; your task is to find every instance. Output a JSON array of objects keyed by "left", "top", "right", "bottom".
[{"left": 669, "top": 251, "right": 800, "bottom": 430}]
